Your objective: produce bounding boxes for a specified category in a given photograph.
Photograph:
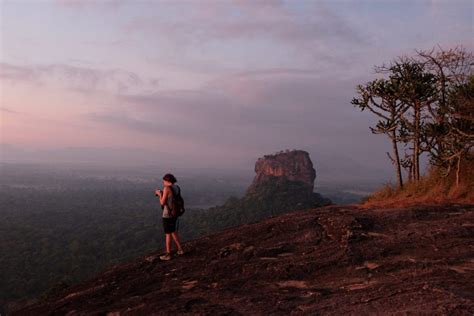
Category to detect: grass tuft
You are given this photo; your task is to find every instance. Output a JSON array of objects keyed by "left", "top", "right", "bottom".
[{"left": 362, "top": 155, "right": 474, "bottom": 208}]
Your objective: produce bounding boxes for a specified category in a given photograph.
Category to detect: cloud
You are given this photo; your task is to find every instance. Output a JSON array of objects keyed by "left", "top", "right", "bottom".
[
  {"left": 0, "top": 63, "right": 160, "bottom": 94},
  {"left": 54, "top": 0, "right": 123, "bottom": 10},
  {"left": 124, "top": 1, "right": 367, "bottom": 53},
  {"left": 0, "top": 64, "right": 36, "bottom": 81},
  {"left": 87, "top": 69, "right": 378, "bottom": 157},
  {"left": 115, "top": 1, "right": 372, "bottom": 83},
  {"left": 231, "top": 68, "right": 325, "bottom": 78},
  {"left": 0, "top": 107, "right": 18, "bottom": 113}
]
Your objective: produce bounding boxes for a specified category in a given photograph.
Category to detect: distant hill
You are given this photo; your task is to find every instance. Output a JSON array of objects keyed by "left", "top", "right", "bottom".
[
  {"left": 183, "top": 150, "right": 331, "bottom": 235},
  {"left": 13, "top": 203, "right": 474, "bottom": 315}
]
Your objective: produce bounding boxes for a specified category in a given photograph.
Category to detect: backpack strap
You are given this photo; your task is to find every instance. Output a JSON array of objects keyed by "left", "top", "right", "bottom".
[
  {"left": 168, "top": 185, "right": 179, "bottom": 199},
  {"left": 164, "top": 186, "right": 175, "bottom": 212}
]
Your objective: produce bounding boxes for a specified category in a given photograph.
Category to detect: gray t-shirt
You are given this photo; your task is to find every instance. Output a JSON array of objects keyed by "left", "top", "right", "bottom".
[{"left": 162, "top": 184, "right": 178, "bottom": 218}]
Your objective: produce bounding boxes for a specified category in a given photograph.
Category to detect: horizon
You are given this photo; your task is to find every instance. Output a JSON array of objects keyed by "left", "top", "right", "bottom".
[{"left": 1, "top": 0, "right": 472, "bottom": 176}]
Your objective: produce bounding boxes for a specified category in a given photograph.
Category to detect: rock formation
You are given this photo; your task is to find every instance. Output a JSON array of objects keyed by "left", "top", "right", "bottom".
[
  {"left": 248, "top": 150, "right": 316, "bottom": 193},
  {"left": 238, "top": 150, "right": 330, "bottom": 213},
  {"left": 155, "top": 150, "right": 331, "bottom": 241}
]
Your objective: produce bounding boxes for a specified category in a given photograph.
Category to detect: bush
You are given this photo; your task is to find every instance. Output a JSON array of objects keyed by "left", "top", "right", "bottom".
[{"left": 363, "top": 155, "right": 474, "bottom": 207}]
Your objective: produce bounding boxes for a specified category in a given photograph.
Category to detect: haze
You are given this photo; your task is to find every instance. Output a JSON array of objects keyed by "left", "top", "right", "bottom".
[{"left": 1, "top": 0, "right": 472, "bottom": 181}]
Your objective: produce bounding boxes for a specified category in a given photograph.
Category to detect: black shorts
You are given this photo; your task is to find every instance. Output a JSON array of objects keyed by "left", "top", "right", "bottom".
[{"left": 162, "top": 217, "right": 177, "bottom": 234}]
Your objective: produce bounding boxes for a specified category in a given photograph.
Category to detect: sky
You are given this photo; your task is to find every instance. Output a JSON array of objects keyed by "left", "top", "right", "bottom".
[{"left": 0, "top": 0, "right": 473, "bottom": 180}]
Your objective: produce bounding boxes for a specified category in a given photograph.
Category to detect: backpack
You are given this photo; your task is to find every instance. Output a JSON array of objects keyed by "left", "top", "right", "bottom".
[{"left": 169, "top": 185, "right": 185, "bottom": 217}]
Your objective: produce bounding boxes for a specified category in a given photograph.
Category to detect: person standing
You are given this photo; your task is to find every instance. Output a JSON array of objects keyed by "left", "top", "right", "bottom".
[{"left": 155, "top": 173, "right": 184, "bottom": 261}]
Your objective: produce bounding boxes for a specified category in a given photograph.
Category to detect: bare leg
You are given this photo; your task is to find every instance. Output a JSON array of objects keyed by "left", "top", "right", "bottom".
[
  {"left": 171, "top": 232, "right": 183, "bottom": 252},
  {"left": 165, "top": 233, "right": 171, "bottom": 253}
]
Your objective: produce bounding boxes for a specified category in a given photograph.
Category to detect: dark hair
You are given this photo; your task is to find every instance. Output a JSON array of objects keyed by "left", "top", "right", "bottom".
[{"left": 163, "top": 173, "right": 177, "bottom": 183}]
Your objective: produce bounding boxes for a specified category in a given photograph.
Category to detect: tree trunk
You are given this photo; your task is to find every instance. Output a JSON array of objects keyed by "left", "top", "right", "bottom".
[
  {"left": 391, "top": 130, "right": 404, "bottom": 189},
  {"left": 456, "top": 155, "right": 461, "bottom": 187},
  {"left": 414, "top": 101, "right": 421, "bottom": 181}
]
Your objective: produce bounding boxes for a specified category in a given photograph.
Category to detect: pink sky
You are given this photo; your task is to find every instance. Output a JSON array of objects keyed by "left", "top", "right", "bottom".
[{"left": 1, "top": 0, "right": 472, "bottom": 173}]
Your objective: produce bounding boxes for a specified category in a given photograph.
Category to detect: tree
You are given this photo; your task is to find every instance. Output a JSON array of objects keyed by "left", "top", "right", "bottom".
[
  {"left": 414, "top": 46, "right": 474, "bottom": 184},
  {"left": 375, "top": 59, "right": 437, "bottom": 182},
  {"left": 440, "top": 75, "right": 474, "bottom": 185},
  {"left": 352, "top": 78, "right": 408, "bottom": 189},
  {"left": 353, "top": 45, "right": 473, "bottom": 187}
]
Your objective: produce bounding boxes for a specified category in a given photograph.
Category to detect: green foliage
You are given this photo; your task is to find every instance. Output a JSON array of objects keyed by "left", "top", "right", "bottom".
[
  {"left": 0, "top": 186, "right": 163, "bottom": 307},
  {"left": 182, "top": 176, "right": 331, "bottom": 237},
  {"left": 0, "top": 170, "right": 330, "bottom": 311},
  {"left": 352, "top": 45, "right": 473, "bottom": 186}
]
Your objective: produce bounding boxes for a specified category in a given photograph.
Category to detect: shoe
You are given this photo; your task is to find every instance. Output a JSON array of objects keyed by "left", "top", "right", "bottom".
[
  {"left": 159, "top": 253, "right": 171, "bottom": 261},
  {"left": 177, "top": 249, "right": 185, "bottom": 256}
]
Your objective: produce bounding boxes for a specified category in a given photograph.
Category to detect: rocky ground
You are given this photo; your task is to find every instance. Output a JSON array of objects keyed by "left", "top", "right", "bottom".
[{"left": 13, "top": 203, "right": 474, "bottom": 315}]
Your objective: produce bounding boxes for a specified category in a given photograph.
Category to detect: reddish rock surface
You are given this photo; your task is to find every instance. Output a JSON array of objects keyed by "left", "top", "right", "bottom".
[
  {"left": 13, "top": 203, "right": 474, "bottom": 315},
  {"left": 248, "top": 150, "right": 317, "bottom": 193}
]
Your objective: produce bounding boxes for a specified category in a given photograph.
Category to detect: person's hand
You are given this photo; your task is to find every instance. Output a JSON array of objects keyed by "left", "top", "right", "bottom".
[{"left": 155, "top": 189, "right": 162, "bottom": 197}]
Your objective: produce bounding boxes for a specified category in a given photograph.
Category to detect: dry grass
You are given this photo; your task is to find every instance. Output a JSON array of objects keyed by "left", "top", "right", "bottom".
[{"left": 362, "top": 157, "right": 474, "bottom": 208}]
